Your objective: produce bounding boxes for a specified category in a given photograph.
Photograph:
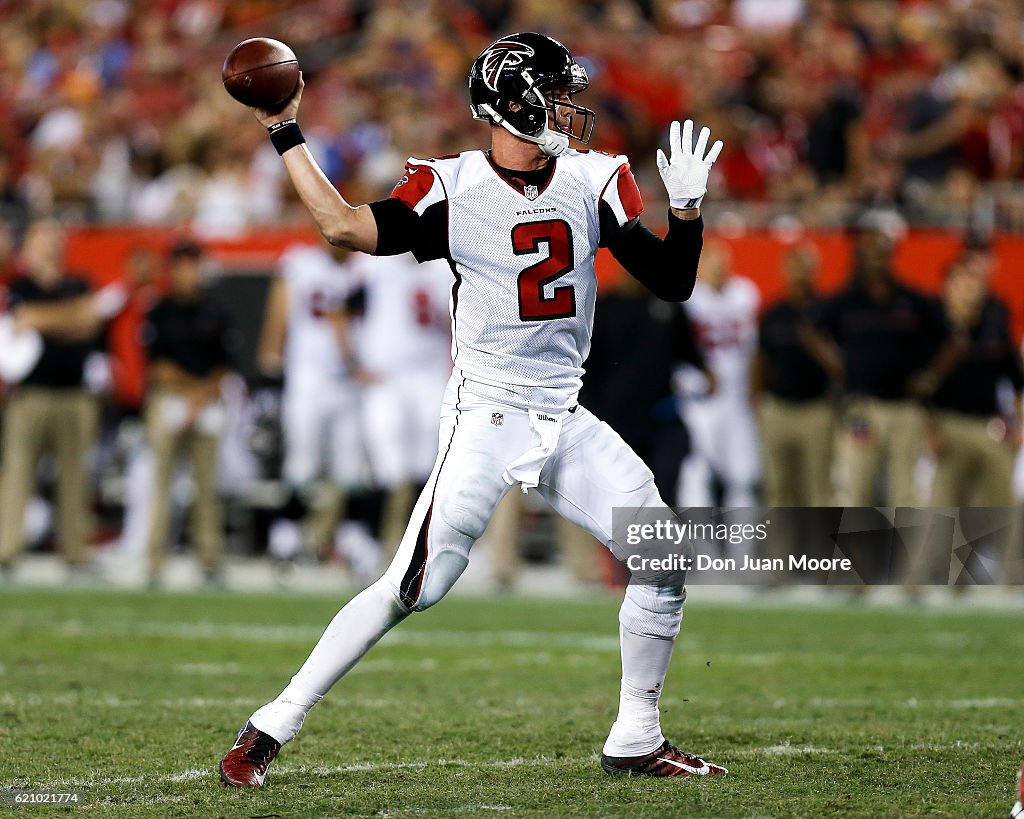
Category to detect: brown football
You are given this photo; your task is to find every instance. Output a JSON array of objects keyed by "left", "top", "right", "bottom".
[{"left": 222, "top": 38, "right": 299, "bottom": 111}]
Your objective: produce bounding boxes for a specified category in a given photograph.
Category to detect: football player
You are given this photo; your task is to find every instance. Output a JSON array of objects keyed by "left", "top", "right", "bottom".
[
  {"left": 259, "top": 243, "right": 367, "bottom": 564},
  {"left": 343, "top": 251, "right": 453, "bottom": 556},
  {"left": 677, "top": 239, "right": 762, "bottom": 508},
  {"left": 220, "top": 32, "right": 726, "bottom": 785}
]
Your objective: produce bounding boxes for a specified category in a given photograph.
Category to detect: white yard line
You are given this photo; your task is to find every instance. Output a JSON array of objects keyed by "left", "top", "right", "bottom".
[
  {"left": 772, "top": 696, "right": 1023, "bottom": 710},
  {"left": 174, "top": 662, "right": 242, "bottom": 675},
  {"left": 34, "top": 618, "right": 620, "bottom": 652},
  {"left": 732, "top": 745, "right": 836, "bottom": 756},
  {"left": 55, "top": 755, "right": 595, "bottom": 789},
  {"left": 44, "top": 738, "right": 995, "bottom": 795},
  {"left": 6, "top": 690, "right": 1020, "bottom": 713},
  {"left": 378, "top": 804, "right": 513, "bottom": 816}
]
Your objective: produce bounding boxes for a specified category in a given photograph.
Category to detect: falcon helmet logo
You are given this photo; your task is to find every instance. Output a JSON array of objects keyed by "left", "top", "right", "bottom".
[{"left": 480, "top": 41, "right": 536, "bottom": 92}]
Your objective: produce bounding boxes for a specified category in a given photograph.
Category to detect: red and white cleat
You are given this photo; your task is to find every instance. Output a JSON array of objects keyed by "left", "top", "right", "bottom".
[
  {"left": 219, "top": 721, "right": 282, "bottom": 787},
  {"left": 601, "top": 740, "right": 728, "bottom": 777},
  {"left": 1011, "top": 763, "right": 1023, "bottom": 818}
]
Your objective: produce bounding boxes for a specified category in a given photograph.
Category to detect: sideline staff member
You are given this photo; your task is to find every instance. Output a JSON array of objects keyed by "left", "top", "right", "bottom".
[
  {"left": 0, "top": 219, "right": 101, "bottom": 574},
  {"left": 143, "top": 240, "right": 233, "bottom": 585}
]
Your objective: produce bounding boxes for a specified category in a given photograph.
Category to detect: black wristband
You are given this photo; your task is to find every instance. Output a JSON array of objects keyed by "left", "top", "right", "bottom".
[{"left": 268, "top": 119, "right": 305, "bottom": 156}]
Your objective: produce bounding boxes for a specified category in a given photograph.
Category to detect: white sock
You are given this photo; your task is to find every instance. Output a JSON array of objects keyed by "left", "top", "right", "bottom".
[
  {"left": 602, "top": 626, "right": 674, "bottom": 757},
  {"left": 249, "top": 579, "right": 409, "bottom": 744},
  {"left": 249, "top": 679, "right": 321, "bottom": 744}
]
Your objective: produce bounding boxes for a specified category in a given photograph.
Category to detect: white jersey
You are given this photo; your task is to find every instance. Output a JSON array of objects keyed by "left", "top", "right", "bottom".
[
  {"left": 391, "top": 148, "right": 643, "bottom": 412},
  {"left": 344, "top": 252, "right": 452, "bottom": 377},
  {"left": 279, "top": 243, "right": 354, "bottom": 384},
  {"left": 683, "top": 276, "right": 760, "bottom": 400}
]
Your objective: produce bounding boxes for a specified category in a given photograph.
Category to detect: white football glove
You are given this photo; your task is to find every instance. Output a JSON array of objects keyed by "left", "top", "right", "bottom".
[{"left": 656, "top": 119, "right": 724, "bottom": 210}]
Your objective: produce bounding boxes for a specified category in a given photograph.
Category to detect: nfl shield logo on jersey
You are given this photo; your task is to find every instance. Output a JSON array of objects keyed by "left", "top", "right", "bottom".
[
  {"left": 524, "top": 184, "right": 539, "bottom": 201},
  {"left": 491, "top": 412, "right": 504, "bottom": 427}
]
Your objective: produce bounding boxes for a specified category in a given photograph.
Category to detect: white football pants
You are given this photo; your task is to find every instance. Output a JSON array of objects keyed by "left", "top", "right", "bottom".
[
  {"left": 282, "top": 378, "right": 364, "bottom": 488},
  {"left": 250, "top": 376, "right": 685, "bottom": 747}
]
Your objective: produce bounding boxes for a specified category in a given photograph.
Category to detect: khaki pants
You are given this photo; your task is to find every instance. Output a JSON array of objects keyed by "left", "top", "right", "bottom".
[
  {"left": 0, "top": 387, "right": 98, "bottom": 567},
  {"left": 145, "top": 393, "right": 223, "bottom": 577},
  {"left": 930, "top": 411, "right": 1014, "bottom": 506},
  {"left": 487, "top": 490, "right": 603, "bottom": 587},
  {"left": 904, "top": 411, "right": 1021, "bottom": 586},
  {"left": 837, "top": 397, "right": 924, "bottom": 507},
  {"left": 758, "top": 396, "right": 835, "bottom": 507}
]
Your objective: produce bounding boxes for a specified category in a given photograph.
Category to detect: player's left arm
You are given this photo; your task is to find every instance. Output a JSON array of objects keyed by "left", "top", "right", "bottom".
[
  {"left": 326, "top": 310, "right": 371, "bottom": 382},
  {"left": 257, "top": 277, "right": 287, "bottom": 377},
  {"left": 673, "top": 306, "right": 717, "bottom": 394},
  {"left": 603, "top": 120, "right": 722, "bottom": 302}
]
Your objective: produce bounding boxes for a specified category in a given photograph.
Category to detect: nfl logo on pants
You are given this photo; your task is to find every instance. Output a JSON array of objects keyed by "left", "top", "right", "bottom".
[{"left": 491, "top": 412, "right": 504, "bottom": 427}]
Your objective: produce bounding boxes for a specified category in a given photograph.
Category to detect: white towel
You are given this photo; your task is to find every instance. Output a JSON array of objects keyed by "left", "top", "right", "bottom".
[
  {"left": 91, "top": 283, "right": 128, "bottom": 319},
  {"left": 0, "top": 315, "right": 43, "bottom": 384},
  {"left": 502, "top": 409, "right": 564, "bottom": 493}
]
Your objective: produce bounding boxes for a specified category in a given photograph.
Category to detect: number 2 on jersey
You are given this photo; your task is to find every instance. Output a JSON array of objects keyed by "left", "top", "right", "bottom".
[{"left": 512, "top": 219, "right": 576, "bottom": 321}]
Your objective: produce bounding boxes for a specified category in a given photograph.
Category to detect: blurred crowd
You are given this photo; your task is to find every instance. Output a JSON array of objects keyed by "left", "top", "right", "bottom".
[{"left": 0, "top": 0, "right": 1024, "bottom": 235}]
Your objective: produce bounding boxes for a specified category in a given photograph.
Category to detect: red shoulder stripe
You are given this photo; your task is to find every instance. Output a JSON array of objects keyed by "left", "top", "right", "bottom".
[
  {"left": 390, "top": 165, "right": 435, "bottom": 210},
  {"left": 616, "top": 163, "right": 643, "bottom": 221}
]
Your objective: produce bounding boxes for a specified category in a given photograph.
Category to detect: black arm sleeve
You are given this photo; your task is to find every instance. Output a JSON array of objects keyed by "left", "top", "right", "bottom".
[
  {"left": 367, "top": 198, "right": 448, "bottom": 262},
  {"left": 602, "top": 203, "right": 704, "bottom": 302}
]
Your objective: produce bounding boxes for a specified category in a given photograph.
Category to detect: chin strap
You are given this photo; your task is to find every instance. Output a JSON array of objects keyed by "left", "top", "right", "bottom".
[
  {"left": 533, "top": 128, "right": 569, "bottom": 157},
  {"left": 476, "top": 103, "right": 569, "bottom": 157}
]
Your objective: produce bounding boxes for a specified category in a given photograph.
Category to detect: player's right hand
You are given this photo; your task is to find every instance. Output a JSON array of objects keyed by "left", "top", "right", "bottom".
[{"left": 251, "top": 72, "right": 304, "bottom": 128}]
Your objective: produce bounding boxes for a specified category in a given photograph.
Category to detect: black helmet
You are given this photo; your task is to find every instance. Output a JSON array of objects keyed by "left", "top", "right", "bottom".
[{"left": 469, "top": 32, "right": 595, "bottom": 157}]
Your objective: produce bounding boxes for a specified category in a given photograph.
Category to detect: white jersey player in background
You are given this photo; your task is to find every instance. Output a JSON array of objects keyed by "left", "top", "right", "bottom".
[
  {"left": 344, "top": 252, "right": 453, "bottom": 554},
  {"left": 221, "top": 32, "right": 728, "bottom": 785},
  {"left": 677, "top": 239, "right": 762, "bottom": 508},
  {"left": 259, "top": 243, "right": 372, "bottom": 571}
]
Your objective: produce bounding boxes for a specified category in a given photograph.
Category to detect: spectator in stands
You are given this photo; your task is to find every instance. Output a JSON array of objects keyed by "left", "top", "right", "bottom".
[
  {"left": 812, "top": 212, "right": 949, "bottom": 506},
  {"left": 755, "top": 244, "right": 835, "bottom": 506},
  {"left": 142, "top": 239, "right": 232, "bottom": 586},
  {"left": 0, "top": 219, "right": 102, "bottom": 576},
  {"left": 0, "top": 0, "right": 1023, "bottom": 228}
]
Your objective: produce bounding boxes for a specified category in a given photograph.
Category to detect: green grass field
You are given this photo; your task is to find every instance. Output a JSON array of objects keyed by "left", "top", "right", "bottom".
[{"left": 2, "top": 588, "right": 1021, "bottom": 817}]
